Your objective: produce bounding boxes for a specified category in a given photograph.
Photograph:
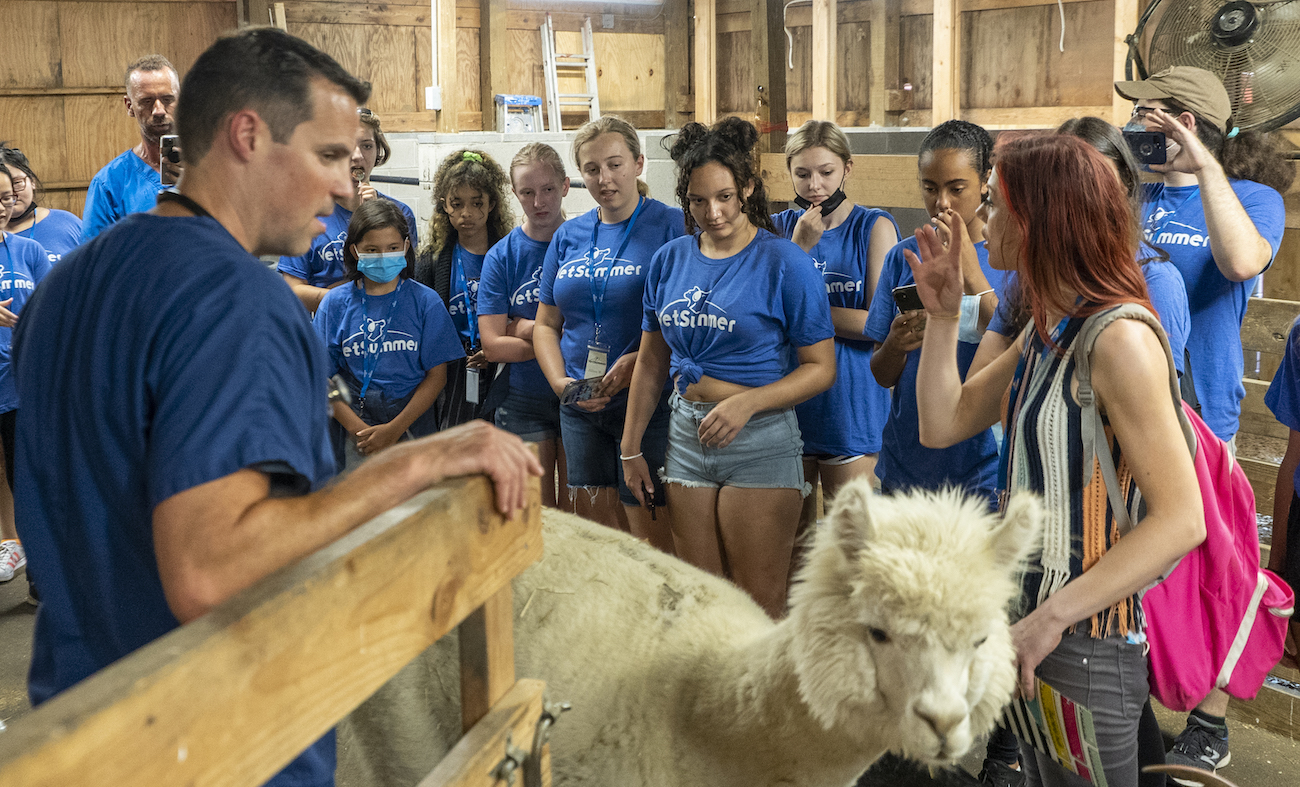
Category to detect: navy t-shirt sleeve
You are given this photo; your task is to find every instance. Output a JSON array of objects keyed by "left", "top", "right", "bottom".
[
  {"left": 398, "top": 200, "right": 420, "bottom": 250},
  {"left": 312, "top": 289, "right": 343, "bottom": 372},
  {"left": 781, "top": 249, "right": 835, "bottom": 347},
  {"left": 1266, "top": 320, "right": 1300, "bottom": 433},
  {"left": 864, "top": 242, "right": 908, "bottom": 344},
  {"left": 146, "top": 284, "right": 328, "bottom": 507}
]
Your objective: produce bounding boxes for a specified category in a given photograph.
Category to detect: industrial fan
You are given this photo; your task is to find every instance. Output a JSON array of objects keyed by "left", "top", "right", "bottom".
[{"left": 1126, "top": 0, "right": 1300, "bottom": 132}]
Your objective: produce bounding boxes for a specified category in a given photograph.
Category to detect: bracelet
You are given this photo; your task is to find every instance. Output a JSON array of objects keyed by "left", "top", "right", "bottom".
[
  {"left": 926, "top": 312, "right": 961, "bottom": 321},
  {"left": 620, "top": 452, "right": 643, "bottom": 461}
]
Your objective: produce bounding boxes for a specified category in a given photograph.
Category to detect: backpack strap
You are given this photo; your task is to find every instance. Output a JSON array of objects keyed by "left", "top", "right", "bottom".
[{"left": 1074, "top": 304, "right": 1196, "bottom": 534}]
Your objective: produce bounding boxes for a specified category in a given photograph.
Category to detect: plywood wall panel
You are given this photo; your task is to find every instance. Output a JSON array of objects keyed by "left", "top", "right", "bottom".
[
  {"left": 164, "top": 3, "right": 238, "bottom": 75},
  {"left": 4, "top": 4, "right": 61, "bottom": 89},
  {"left": 366, "top": 24, "right": 420, "bottom": 113},
  {"left": 59, "top": 3, "right": 167, "bottom": 87},
  {"left": 899, "top": 14, "right": 933, "bottom": 110},
  {"left": 838, "top": 21, "right": 871, "bottom": 115},
  {"left": 593, "top": 33, "right": 663, "bottom": 112},
  {"left": 786, "top": 26, "right": 812, "bottom": 113},
  {"left": 0, "top": 97, "right": 69, "bottom": 183},
  {"left": 717, "top": 31, "right": 751, "bottom": 116},
  {"left": 458, "top": 27, "right": 481, "bottom": 115},
  {"left": 507, "top": 29, "right": 545, "bottom": 100},
  {"left": 64, "top": 94, "right": 140, "bottom": 182}
]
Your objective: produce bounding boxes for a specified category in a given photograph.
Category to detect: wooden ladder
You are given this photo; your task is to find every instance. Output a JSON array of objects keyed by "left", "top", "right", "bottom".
[{"left": 541, "top": 13, "right": 600, "bottom": 132}]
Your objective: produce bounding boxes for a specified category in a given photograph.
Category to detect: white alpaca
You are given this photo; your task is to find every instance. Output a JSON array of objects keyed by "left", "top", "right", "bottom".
[{"left": 338, "top": 478, "right": 1042, "bottom": 787}]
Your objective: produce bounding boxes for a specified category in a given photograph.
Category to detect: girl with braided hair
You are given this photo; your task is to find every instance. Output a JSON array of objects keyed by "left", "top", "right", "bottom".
[{"left": 621, "top": 117, "right": 835, "bottom": 618}]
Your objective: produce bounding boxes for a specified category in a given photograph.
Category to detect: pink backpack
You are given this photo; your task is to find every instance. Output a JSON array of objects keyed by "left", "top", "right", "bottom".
[{"left": 1076, "top": 305, "right": 1295, "bottom": 711}]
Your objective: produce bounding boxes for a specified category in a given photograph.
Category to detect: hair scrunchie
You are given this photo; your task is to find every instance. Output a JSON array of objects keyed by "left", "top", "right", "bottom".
[{"left": 462, "top": 151, "right": 484, "bottom": 163}]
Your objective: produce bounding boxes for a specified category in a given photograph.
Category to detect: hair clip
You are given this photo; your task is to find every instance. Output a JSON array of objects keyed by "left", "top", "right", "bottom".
[
  {"left": 1227, "top": 126, "right": 1240, "bottom": 139},
  {"left": 462, "top": 151, "right": 484, "bottom": 163}
]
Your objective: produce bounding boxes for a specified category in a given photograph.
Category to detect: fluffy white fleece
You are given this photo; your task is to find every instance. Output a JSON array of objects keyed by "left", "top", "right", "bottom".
[{"left": 338, "top": 478, "right": 1041, "bottom": 787}]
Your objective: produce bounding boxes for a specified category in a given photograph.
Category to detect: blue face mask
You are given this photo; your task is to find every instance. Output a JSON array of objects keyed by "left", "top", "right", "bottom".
[
  {"left": 356, "top": 252, "right": 407, "bottom": 283},
  {"left": 1122, "top": 121, "right": 1146, "bottom": 133}
]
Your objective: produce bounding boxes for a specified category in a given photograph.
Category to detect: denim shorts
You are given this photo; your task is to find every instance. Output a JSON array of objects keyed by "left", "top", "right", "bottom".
[
  {"left": 661, "top": 392, "right": 807, "bottom": 493},
  {"left": 559, "top": 389, "right": 670, "bottom": 507},
  {"left": 494, "top": 387, "right": 561, "bottom": 442}
]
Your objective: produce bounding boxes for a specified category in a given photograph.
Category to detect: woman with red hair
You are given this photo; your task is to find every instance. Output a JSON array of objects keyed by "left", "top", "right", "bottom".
[{"left": 909, "top": 133, "right": 1205, "bottom": 787}]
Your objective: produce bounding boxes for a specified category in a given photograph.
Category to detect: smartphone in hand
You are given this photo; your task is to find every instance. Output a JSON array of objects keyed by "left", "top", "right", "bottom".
[{"left": 892, "top": 283, "right": 924, "bottom": 313}]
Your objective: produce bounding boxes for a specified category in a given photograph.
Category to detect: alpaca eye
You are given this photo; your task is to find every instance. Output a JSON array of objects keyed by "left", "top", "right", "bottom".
[
  {"left": 974, "top": 636, "right": 988, "bottom": 648},
  {"left": 868, "top": 627, "right": 890, "bottom": 644}
]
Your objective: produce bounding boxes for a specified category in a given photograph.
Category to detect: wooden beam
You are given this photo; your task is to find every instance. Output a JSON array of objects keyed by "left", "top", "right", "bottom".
[
  {"left": 870, "top": 0, "right": 902, "bottom": 127},
  {"left": 663, "top": 0, "right": 691, "bottom": 128},
  {"left": 417, "top": 679, "right": 548, "bottom": 787},
  {"left": 283, "top": 2, "right": 429, "bottom": 26},
  {"left": 694, "top": 0, "right": 716, "bottom": 125},
  {"left": 811, "top": 0, "right": 837, "bottom": 121},
  {"left": 271, "top": 1, "right": 287, "bottom": 30},
  {"left": 931, "top": 0, "right": 959, "bottom": 124},
  {"left": 753, "top": 0, "right": 787, "bottom": 153},
  {"left": 959, "top": 105, "right": 1116, "bottom": 128},
  {"left": 438, "top": 0, "right": 459, "bottom": 133},
  {"left": 900, "top": 0, "right": 1096, "bottom": 14},
  {"left": 243, "top": 0, "right": 271, "bottom": 27},
  {"left": 1228, "top": 666, "right": 1300, "bottom": 742},
  {"left": 0, "top": 475, "right": 543, "bottom": 787},
  {"left": 458, "top": 586, "right": 516, "bottom": 732},
  {"left": 1113, "top": 0, "right": 1139, "bottom": 127},
  {"left": 762, "top": 152, "right": 925, "bottom": 209},
  {"left": 1241, "top": 297, "right": 1300, "bottom": 356},
  {"left": 479, "top": 0, "right": 508, "bottom": 131}
]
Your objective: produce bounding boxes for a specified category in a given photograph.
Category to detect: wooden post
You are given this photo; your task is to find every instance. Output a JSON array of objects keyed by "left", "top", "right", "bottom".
[
  {"left": 242, "top": 0, "right": 272, "bottom": 27},
  {"left": 479, "top": 0, "right": 508, "bottom": 131},
  {"left": 437, "top": 0, "right": 458, "bottom": 133},
  {"left": 932, "top": 0, "right": 959, "bottom": 124},
  {"left": 752, "top": 0, "right": 788, "bottom": 153},
  {"left": 664, "top": 0, "right": 692, "bottom": 128},
  {"left": 811, "top": 0, "right": 837, "bottom": 121},
  {"left": 870, "top": 0, "right": 901, "bottom": 127},
  {"left": 1112, "top": 0, "right": 1139, "bottom": 127},
  {"left": 271, "top": 2, "right": 287, "bottom": 30},
  {"left": 694, "top": 0, "right": 716, "bottom": 126},
  {"left": 458, "top": 585, "right": 516, "bottom": 731}
]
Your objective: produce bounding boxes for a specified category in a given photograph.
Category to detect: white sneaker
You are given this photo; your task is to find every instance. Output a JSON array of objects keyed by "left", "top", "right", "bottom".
[{"left": 0, "top": 540, "right": 25, "bottom": 583}]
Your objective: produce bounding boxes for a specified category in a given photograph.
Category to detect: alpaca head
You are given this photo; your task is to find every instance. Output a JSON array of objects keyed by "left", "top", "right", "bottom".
[{"left": 788, "top": 478, "right": 1041, "bottom": 765}]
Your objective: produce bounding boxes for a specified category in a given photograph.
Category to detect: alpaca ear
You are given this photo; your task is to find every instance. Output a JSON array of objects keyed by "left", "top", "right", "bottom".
[
  {"left": 988, "top": 492, "right": 1042, "bottom": 569},
  {"left": 826, "top": 476, "right": 876, "bottom": 564}
]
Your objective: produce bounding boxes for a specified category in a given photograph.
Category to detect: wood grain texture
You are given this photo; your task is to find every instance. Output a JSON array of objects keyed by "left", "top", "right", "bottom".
[
  {"left": 811, "top": 0, "right": 836, "bottom": 120},
  {"left": 716, "top": 30, "right": 749, "bottom": 116},
  {"left": 417, "top": 679, "right": 548, "bottom": 787},
  {"left": 1241, "top": 378, "right": 1289, "bottom": 441},
  {"left": 1242, "top": 298, "right": 1300, "bottom": 356},
  {"left": 3, "top": 3, "right": 61, "bottom": 89},
  {"left": 438, "top": 0, "right": 459, "bottom": 131},
  {"left": 762, "top": 153, "right": 924, "bottom": 208},
  {"left": 663, "top": 0, "right": 691, "bottom": 128},
  {"left": 931, "top": 0, "right": 957, "bottom": 122},
  {"left": 593, "top": 33, "right": 663, "bottom": 114},
  {"left": 479, "top": 0, "right": 508, "bottom": 130},
  {"left": 1264, "top": 230, "right": 1300, "bottom": 301},
  {"left": 1241, "top": 455, "right": 1279, "bottom": 518},
  {"left": 838, "top": 20, "right": 870, "bottom": 115},
  {"left": 458, "top": 586, "right": 515, "bottom": 731},
  {"left": 0, "top": 476, "right": 543, "bottom": 787},
  {"left": 64, "top": 95, "right": 140, "bottom": 182},
  {"left": 753, "top": 0, "right": 787, "bottom": 152},
  {"left": 899, "top": 13, "right": 932, "bottom": 110},
  {"left": 283, "top": 2, "right": 431, "bottom": 26},
  {"left": 695, "top": 0, "right": 717, "bottom": 124},
  {"left": 0, "top": 97, "right": 71, "bottom": 183},
  {"left": 459, "top": 27, "right": 482, "bottom": 119}
]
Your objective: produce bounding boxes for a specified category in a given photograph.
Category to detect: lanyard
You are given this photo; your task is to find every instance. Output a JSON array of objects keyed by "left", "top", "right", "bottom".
[
  {"left": 452, "top": 245, "right": 480, "bottom": 349},
  {"left": 588, "top": 197, "right": 645, "bottom": 345},
  {"left": 358, "top": 280, "right": 402, "bottom": 399},
  {"left": 155, "top": 189, "right": 213, "bottom": 219},
  {"left": 1, "top": 234, "right": 16, "bottom": 307},
  {"left": 997, "top": 314, "right": 1071, "bottom": 500}
]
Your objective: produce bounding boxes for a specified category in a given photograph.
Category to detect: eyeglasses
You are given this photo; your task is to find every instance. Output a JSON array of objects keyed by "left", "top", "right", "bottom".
[
  {"left": 0, "top": 194, "right": 16, "bottom": 207},
  {"left": 1130, "top": 106, "right": 1161, "bottom": 121},
  {"left": 357, "top": 107, "right": 374, "bottom": 119},
  {"left": 9, "top": 177, "right": 26, "bottom": 192}
]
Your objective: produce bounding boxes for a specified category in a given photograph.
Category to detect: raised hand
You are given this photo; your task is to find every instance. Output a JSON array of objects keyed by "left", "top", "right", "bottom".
[
  {"left": 902, "top": 210, "right": 967, "bottom": 319},
  {"left": 1146, "top": 108, "right": 1216, "bottom": 177}
]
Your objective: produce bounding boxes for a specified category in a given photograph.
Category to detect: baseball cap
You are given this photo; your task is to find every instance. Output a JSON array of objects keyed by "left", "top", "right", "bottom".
[{"left": 1115, "top": 66, "right": 1233, "bottom": 132}]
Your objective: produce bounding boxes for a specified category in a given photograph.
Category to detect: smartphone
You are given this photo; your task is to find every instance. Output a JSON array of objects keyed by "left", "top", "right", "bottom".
[
  {"left": 1123, "top": 130, "right": 1167, "bottom": 166},
  {"left": 560, "top": 377, "right": 603, "bottom": 407},
  {"left": 793, "top": 188, "right": 847, "bottom": 215},
  {"left": 892, "top": 283, "right": 924, "bottom": 313},
  {"left": 159, "top": 135, "right": 183, "bottom": 185}
]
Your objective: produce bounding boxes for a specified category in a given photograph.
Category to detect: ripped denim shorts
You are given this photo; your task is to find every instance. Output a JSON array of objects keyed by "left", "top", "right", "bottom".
[{"left": 661, "top": 391, "right": 807, "bottom": 495}]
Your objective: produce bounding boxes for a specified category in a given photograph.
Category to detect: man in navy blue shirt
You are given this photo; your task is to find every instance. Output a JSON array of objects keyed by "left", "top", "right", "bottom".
[
  {"left": 14, "top": 28, "right": 539, "bottom": 787},
  {"left": 81, "top": 54, "right": 179, "bottom": 242}
]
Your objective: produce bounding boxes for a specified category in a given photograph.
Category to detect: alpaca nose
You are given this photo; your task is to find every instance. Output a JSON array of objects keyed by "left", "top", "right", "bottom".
[{"left": 915, "top": 705, "right": 965, "bottom": 743}]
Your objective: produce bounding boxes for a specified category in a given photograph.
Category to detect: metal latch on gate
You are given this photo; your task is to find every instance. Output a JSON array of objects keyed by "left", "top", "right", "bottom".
[{"left": 491, "top": 699, "right": 571, "bottom": 787}]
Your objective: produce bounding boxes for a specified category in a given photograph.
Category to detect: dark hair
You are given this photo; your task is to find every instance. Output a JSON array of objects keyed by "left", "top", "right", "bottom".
[
  {"left": 995, "top": 133, "right": 1152, "bottom": 349},
  {"left": 0, "top": 145, "right": 41, "bottom": 206},
  {"left": 425, "top": 149, "right": 514, "bottom": 258},
  {"left": 357, "top": 108, "right": 391, "bottom": 167},
  {"left": 124, "top": 54, "right": 177, "bottom": 91},
  {"left": 176, "top": 28, "right": 370, "bottom": 164},
  {"left": 669, "top": 117, "right": 775, "bottom": 235},
  {"left": 1162, "top": 99, "right": 1295, "bottom": 193},
  {"left": 919, "top": 120, "right": 994, "bottom": 183},
  {"left": 342, "top": 199, "right": 416, "bottom": 283}
]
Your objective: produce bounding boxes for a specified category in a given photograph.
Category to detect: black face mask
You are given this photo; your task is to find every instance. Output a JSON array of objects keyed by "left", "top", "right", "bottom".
[{"left": 793, "top": 180, "right": 848, "bottom": 215}]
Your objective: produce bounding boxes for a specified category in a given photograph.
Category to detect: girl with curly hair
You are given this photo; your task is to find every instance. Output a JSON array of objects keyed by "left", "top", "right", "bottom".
[
  {"left": 415, "top": 148, "right": 514, "bottom": 428},
  {"left": 621, "top": 117, "right": 835, "bottom": 618}
]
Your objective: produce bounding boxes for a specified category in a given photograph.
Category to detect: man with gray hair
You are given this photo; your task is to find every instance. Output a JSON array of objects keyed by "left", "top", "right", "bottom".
[{"left": 80, "top": 54, "right": 180, "bottom": 241}]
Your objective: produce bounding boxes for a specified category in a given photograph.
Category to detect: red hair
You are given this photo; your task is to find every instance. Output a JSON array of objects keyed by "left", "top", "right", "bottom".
[{"left": 994, "top": 133, "right": 1151, "bottom": 349}]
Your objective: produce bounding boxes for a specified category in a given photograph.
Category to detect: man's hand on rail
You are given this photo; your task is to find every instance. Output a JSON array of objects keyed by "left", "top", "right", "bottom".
[{"left": 413, "top": 419, "right": 543, "bottom": 517}]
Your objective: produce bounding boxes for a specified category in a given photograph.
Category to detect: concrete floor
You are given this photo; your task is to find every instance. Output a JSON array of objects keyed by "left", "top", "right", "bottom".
[{"left": 0, "top": 569, "right": 1295, "bottom": 785}]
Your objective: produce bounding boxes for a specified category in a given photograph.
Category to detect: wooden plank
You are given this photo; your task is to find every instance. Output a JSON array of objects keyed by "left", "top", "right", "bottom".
[
  {"left": 1263, "top": 226, "right": 1300, "bottom": 300},
  {"left": 1242, "top": 297, "right": 1300, "bottom": 356},
  {"left": 0, "top": 86, "right": 122, "bottom": 97},
  {"left": 64, "top": 94, "right": 140, "bottom": 183},
  {"left": 1112, "top": 0, "right": 1138, "bottom": 127},
  {"left": 762, "top": 153, "right": 924, "bottom": 208},
  {"left": 900, "top": 0, "right": 1097, "bottom": 14},
  {"left": 716, "top": 30, "right": 750, "bottom": 117},
  {"left": 479, "top": 0, "right": 508, "bottom": 131},
  {"left": 753, "top": 0, "right": 787, "bottom": 153},
  {"left": 417, "top": 679, "right": 548, "bottom": 787},
  {"left": 663, "top": 0, "right": 691, "bottom": 128},
  {"left": 695, "top": 0, "right": 716, "bottom": 125},
  {"left": 957, "top": 105, "right": 1114, "bottom": 128},
  {"left": 899, "top": 13, "right": 933, "bottom": 110},
  {"left": 0, "top": 96, "right": 71, "bottom": 184},
  {"left": 458, "top": 586, "right": 515, "bottom": 731},
  {"left": 3, "top": 2, "right": 60, "bottom": 90},
  {"left": 593, "top": 33, "right": 664, "bottom": 116},
  {"left": 505, "top": 10, "right": 665, "bottom": 35},
  {"left": 1228, "top": 671, "right": 1300, "bottom": 741},
  {"left": 438, "top": 0, "right": 459, "bottom": 132},
  {"left": 0, "top": 475, "right": 542, "bottom": 786},
  {"left": 869, "top": 0, "right": 902, "bottom": 126},
  {"left": 811, "top": 0, "right": 836, "bottom": 121},
  {"left": 838, "top": 20, "right": 871, "bottom": 118},
  {"left": 1242, "top": 455, "right": 1279, "bottom": 519},
  {"left": 931, "top": 0, "right": 958, "bottom": 123},
  {"left": 1241, "top": 378, "right": 1290, "bottom": 441},
  {"left": 283, "top": 2, "right": 430, "bottom": 26},
  {"left": 458, "top": 26, "right": 482, "bottom": 121}
]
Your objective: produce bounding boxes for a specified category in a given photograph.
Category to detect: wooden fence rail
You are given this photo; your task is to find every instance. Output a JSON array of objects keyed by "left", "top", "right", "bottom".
[{"left": 0, "top": 473, "right": 543, "bottom": 786}]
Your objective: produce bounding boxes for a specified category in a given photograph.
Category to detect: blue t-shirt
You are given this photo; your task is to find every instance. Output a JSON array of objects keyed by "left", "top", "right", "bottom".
[
  {"left": 479, "top": 226, "right": 552, "bottom": 399},
  {"left": 772, "top": 206, "right": 898, "bottom": 455},
  {"left": 0, "top": 233, "right": 53, "bottom": 412},
  {"left": 314, "top": 278, "right": 464, "bottom": 401},
  {"left": 540, "top": 199, "right": 685, "bottom": 381},
  {"left": 642, "top": 230, "right": 833, "bottom": 392},
  {"left": 81, "top": 149, "right": 164, "bottom": 242},
  {"left": 1141, "top": 179, "right": 1286, "bottom": 440},
  {"left": 1266, "top": 319, "right": 1300, "bottom": 497},
  {"left": 447, "top": 246, "right": 486, "bottom": 345},
  {"left": 20, "top": 209, "right": 82, "bottom": 264},
  {"left": 865, "top": 236, "right": 1010, "bottom": 495},
  {"left": 277, "top": 195, "right": 419, "bottom": 288},
  {"left": 14, "top": 214, "right": 337, "bottom": 786}
]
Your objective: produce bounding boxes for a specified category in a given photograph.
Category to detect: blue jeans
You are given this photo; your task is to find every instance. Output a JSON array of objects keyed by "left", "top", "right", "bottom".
[
  {"left": 560, "top": 390, "right": 670, "bottom": 507},
  {"left": 661, "top": 392, "right": 806, "bottom": 492},
  {"left": 495, "top": 387, "right": 561, "bottom": 442}
]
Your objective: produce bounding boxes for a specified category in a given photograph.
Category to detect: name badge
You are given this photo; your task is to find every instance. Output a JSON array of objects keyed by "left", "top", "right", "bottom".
[
  {"left": 584, "top": 343, "right": 609, "bottom": 380},
  {"left": 466, "top": 367, "right": 481, "bottom": 404}
]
